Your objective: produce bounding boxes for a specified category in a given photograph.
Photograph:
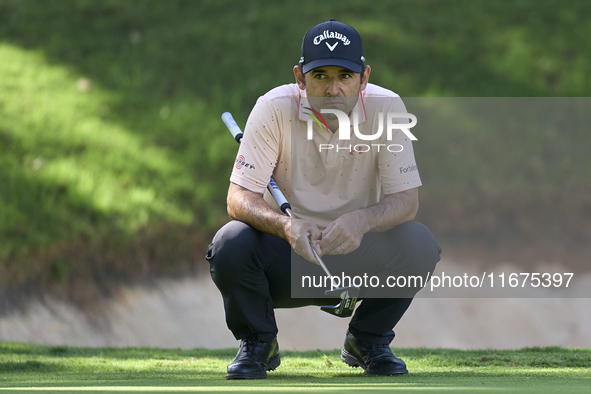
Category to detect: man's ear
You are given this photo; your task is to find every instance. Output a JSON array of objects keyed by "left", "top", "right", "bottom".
[
  {"left": 360, "top": 65, "right": 371, "bottom": 92},
  {"left": 294, "top": 65, "right": 306, "bottom": 90}
]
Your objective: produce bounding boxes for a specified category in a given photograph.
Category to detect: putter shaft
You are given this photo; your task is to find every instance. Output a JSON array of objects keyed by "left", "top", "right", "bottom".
[{"left": 223, "top": 112, "right": 357, "bottom": 317}]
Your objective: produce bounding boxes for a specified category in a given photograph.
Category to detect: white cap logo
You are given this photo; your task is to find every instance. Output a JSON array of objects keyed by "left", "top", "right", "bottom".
[{"left": 313, "top": 30, "right": 351, "bottom": 46}]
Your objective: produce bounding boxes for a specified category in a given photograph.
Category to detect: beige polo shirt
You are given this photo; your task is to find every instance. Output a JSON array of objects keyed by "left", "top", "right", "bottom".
[{"left": 230, "top": 83, "right": 421, "bottom": 229}]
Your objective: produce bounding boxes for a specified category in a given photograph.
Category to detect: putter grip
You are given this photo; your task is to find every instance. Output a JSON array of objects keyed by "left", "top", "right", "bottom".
[
  {"left": 221, "top": 112, "right": 243, "bottom": 143},
  {"left": 268, "top": 178, "right": 291, "bottom": 214}
]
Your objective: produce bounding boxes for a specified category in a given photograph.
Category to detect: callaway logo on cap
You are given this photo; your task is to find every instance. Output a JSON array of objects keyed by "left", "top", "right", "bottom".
[{"left": 299, "top": 19, "right": 365, "bottom": 74}]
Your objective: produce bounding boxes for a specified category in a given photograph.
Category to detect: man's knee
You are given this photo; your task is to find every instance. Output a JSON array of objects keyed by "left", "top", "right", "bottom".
[
  {"left": 388, "top": 221, "right": 441, "bottom": 274},
  {"left": 206, "top": 220, "right": 261, "bottom": 275}
]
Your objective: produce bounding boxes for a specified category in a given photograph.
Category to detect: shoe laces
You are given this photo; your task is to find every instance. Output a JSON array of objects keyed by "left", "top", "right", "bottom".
[
  {"left": 369, "top": 342, "right": 388, "bottom": 350},
  {"left": 242, "top": 336, "right": 261, "bottom": 352},
  {"left": 364, "top": 342, "right": 393, "bottom": 358}
]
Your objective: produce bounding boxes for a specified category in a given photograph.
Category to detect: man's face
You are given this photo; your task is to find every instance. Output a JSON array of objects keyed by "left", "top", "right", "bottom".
[{"left": 294, "top": 65, "right": 370, "bottom": 116}]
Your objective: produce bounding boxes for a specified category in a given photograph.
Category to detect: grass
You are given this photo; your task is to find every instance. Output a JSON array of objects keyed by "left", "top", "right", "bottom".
[
  {"left": 1, "top": 343, "right": 590, "bottom": 393},
  {"left": 0, "top": 0, "right": 590, "bottom": 290}
]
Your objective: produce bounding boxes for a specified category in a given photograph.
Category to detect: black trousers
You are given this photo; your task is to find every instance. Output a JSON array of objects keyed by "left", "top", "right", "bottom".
[{"left": 206, "top": 220, "right": 441, "bottom": 345}]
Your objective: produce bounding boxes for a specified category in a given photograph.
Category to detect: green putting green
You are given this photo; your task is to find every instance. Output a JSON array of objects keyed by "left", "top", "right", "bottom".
[{"left": 1, "top": 343, "right": 590, "bottom": 393}]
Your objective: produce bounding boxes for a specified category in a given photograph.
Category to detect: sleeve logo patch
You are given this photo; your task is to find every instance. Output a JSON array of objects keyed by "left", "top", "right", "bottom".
[{"left": 235, "top": 155, "right": 255, "bottom": 170}]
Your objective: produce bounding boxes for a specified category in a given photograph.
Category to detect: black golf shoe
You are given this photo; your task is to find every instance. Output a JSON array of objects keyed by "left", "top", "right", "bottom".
[
  {"left": 226, "top": 336, "right": 281, "bottom": 380},
  {"left": 341, "top": 330, "right": 408, "bottom": 375}
]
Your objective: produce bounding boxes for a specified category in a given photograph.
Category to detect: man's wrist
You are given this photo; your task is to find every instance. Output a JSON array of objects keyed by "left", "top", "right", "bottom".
[
  {"left": 350, "top": 210, "right": 373, "bottom": 234},
  {"left": 280, "top": 215, "right": 291, "bottom": 243}
]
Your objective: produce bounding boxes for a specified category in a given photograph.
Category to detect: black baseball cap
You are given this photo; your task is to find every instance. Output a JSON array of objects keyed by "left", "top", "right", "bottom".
[{"left": 299, "top": 19, "right": 365, "bottom": 74}]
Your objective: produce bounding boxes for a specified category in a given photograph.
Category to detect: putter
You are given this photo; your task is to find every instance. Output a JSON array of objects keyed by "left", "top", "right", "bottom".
[{"left": 222, "top": 112, "right": 360, "bottom": 317}]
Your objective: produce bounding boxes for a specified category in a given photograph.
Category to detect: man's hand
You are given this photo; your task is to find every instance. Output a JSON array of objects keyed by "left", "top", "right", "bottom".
[
  {"left": 228, "top": 183, "right": 321, "bottom": 264},
  {"left": 317, "top": 188, "right": 419, "bottom": 256},
  {"left": 317, "top": 211, "right": 367, "bottom": 256},
  {"left": 290, "top": 219, "right": 322, "bottom": 264}
]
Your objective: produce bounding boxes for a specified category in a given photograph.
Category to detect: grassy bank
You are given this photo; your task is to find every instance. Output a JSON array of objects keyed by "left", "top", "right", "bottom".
[
  {"left": 0, "top": 0, "right": 590, "bottom": 296},
  {"left": 1, "top": 343, "right": 591, "bottom": 393}
]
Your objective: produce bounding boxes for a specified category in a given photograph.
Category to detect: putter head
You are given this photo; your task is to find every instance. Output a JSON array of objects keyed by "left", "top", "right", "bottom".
[{"left": 321, "top": 286, "right": 360, "bottom": 317}]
